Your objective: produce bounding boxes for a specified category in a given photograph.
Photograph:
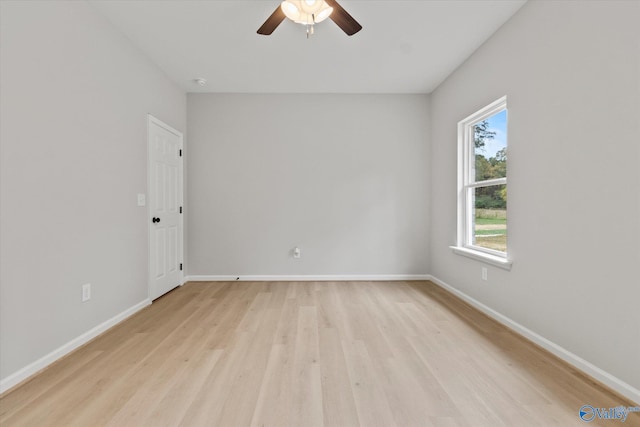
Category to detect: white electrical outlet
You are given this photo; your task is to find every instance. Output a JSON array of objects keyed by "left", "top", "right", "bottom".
[
  {"left": 137, "top": 193, "right": 146, "bottom": 206},
  {"left": 482, "top": 267, "right": 488, "bottom": 281},
  {"left": 82, "top": 283, "right": 91, "bottom": 302},
  {"left": 293, "top": 247, "right": 301, "bottom": 259}
]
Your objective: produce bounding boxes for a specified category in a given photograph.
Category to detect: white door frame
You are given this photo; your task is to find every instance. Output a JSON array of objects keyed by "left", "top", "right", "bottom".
[{"left": 147, "top": 114, "right": 184, "bottom": 300}]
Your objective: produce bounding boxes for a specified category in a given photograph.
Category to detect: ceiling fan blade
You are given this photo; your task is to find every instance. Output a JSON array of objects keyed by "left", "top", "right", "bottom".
[
  {"left": 325, "top": 0, "right": 362, "bottom": 36},
  {"left": 257, "top": 5, "right": 286, "bottom": 35}
]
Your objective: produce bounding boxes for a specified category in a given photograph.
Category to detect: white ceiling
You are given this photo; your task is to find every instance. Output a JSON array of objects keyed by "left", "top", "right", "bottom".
[{"left": 90, "top": 0, "right": 527, "bottom": 94}]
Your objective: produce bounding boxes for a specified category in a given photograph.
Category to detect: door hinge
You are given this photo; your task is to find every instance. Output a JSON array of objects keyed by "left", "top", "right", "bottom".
[
  {"left": 179, "top": 206, "right": 182, "bottom": 214},
  {"left": 180, "top": 263, "right": 183, "bottom": 271},
  {"left": 179, "top": 149, "right": 182, "bottom": 157}
]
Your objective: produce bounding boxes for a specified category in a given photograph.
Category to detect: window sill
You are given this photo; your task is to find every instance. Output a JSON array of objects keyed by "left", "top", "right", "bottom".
[{"left": 450, "top": 246, "right": 513, "bottom": 270}]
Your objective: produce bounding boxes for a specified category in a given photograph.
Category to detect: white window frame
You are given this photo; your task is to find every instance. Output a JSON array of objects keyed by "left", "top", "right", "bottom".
[{"left": 451, "top": 96, "right": 512, "bottom": 270}]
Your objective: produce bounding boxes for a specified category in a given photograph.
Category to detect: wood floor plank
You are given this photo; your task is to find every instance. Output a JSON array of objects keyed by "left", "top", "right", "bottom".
[
  {"left": 68, "top": 300, "right": 217, "bottom": 426},
  {"left": 104, "top": 300, "right": 228, "bottom": 426},
  {"left": 1, "top": 281, "right": 637, "bottom": 427},
  {"left": 342, "top": 338, "right": 398, "bottom": 427},
  {"left": 249, "top": 344, "right": 291, "bottom": 427},
  {"left": 0, "top": 349, "right": 104, "bottom": 421},
  {"left": 289, "top": 306, "right": 324, "bottom": 427},
  {"left": 317, "top": 327, "right": 361, "bottom": 427},
  {"left": 250, "top": 296, "right": 300, "bottom": 426},
  {"left": 215, "top": 306, "right": 283, "bottom": 426}
]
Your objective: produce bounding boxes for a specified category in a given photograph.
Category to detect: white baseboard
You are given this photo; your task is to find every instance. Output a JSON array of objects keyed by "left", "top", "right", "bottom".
[
  {"left": 185, "top": 274, "right": 430, "bottom": 282},
  {"left": 0, "top": 298, "right": 151, "bottom": 395},
  {"left": 427, "top": 275, "right": 640, "bottom": 405}
]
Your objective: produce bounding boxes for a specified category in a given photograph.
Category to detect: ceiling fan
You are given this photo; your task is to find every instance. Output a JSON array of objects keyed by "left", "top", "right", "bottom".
[{"left": 257, "top": 0, "right": 362, "bottom": 37}]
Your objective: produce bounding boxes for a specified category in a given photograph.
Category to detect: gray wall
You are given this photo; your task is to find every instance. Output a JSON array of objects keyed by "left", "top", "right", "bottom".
[
  {"left": 187, "top": 94, "right": 429, "bottom": 276},
  {"left": 429, "top": 0, "right": 640, "bottom": 391},
  {"left": 0, "top": 1, "right": 186, "bottom": 380}
]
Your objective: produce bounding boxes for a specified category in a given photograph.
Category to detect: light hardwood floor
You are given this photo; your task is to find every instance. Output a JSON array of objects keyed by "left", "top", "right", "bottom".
[{"left": 0, "top": 281, "right": 637, "bottom": 426}]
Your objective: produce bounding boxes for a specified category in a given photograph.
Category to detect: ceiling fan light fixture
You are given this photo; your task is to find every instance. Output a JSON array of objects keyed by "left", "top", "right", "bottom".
[
  {"left": 314, "top": 6, "right": 333, "bottom": 23},
  {"left": 281, "top": 1, "right": 300, "bottom": 21},
  {"left": 300, "top": 0, "right": 324, "bottom": 14},
  {"left": 280, "top": 0, "right": 333, "bottom": 26}
]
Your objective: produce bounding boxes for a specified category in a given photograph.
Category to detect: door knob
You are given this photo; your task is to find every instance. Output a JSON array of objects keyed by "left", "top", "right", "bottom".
[{"left": 152, "top": 217, "right": 160, "bottom": 223}]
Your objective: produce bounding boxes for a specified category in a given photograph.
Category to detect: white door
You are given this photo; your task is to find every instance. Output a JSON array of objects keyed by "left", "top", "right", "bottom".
[{"left": 148, "top": 115, "right": 183, "bottom": 300}]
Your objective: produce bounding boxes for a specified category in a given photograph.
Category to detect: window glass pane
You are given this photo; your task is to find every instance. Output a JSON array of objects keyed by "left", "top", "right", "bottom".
[
  {"left": 474, "top": 110, "right": 507, "bottom": 182},
  {"left": 472, "top": 185, "right": 507, "bottom": 252}
]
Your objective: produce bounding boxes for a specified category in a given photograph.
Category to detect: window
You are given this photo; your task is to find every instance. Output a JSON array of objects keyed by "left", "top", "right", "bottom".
[{"left": 453, "top": 97, "right": 511, "bottom": 269}]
